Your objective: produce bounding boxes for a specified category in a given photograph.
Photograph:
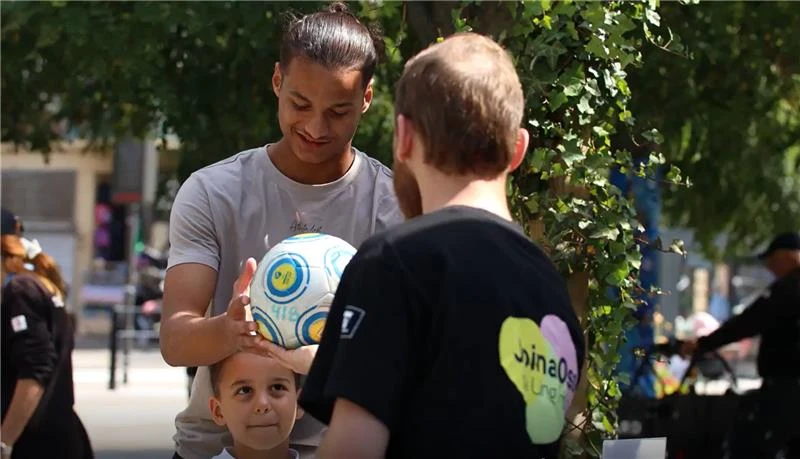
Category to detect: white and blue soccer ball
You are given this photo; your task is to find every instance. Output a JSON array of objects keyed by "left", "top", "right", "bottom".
[{"left": 250, "top": 233, "right": 356, "bottom": 350}]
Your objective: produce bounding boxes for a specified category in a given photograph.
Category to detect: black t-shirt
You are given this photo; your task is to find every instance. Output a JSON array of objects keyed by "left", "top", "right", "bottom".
[
  {"left": 1, "top": 274, "right": 75, "bottom": 427},
  {"left": 300, "top": 206, "right": 585, "bottom": 458}
]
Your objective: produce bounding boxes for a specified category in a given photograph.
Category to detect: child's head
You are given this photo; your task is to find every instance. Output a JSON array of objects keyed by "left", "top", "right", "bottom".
[{"left": 209, "top": 352, "right": 304, "bottom": 453}]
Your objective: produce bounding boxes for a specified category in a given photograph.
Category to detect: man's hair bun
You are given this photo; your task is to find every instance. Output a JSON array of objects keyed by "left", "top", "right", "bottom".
[{"left": 326, "top": 1, "right": 349, "bottom": 14}]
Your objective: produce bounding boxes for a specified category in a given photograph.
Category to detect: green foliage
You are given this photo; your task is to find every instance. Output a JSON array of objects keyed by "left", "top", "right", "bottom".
[
  {"left": 627, "top": 1, "right": 800, "bottom": 258},
  {"left": 4, "top": 1, "right": 792, "bottom": 259},
  {"left": 0, "top": 1, "right": 399, "bottom": 177},
  {"left": 350, "top": 1, "right": 407, "bottom": 167}
]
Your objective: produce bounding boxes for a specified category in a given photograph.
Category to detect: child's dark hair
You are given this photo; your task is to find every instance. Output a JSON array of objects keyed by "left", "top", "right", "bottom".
[
  {"left": 279, "top": 1, "right": 384, "bottom": 87},
  {"left": 209, "top": 355, "right": 302, "bottom": 398}
]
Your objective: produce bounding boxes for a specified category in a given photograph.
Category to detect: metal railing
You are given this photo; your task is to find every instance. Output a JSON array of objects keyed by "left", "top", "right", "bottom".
[{"left": 107, "top": 302, "right": 159, "bottom": 390}]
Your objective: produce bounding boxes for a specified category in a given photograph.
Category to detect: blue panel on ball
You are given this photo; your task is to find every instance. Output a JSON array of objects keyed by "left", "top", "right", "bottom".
[
  {"left": 323, "top": 246, "right": 355, "bottom": 281},
  {"left": 253, "top": 308, "right": 284, "bottom": 347},
  {"left": 295, "top": 308, "right": 328, "bottom": 346},
  {"left": 264, "top": 253, "right": 310, "bottom": 304},
  {"left": 284, "top": 233, "right": 326, "bottom": 243}
]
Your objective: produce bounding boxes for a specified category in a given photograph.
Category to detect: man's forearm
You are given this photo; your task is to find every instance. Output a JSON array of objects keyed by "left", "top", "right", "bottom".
[
  {"left": 0, "top": 379, "right": 44, "bottom": 445},
  {"left": 160, "top": 314, "right": 234, "bottom": 367},
  {"left": 698, "top": 302, "right": 763, "bottom": 352},
  {"left": 318, "top": 430, "right": 385, "bottom": 459},
  {"left": 317, "top": 399, "right": 389, "bottom": 459}
]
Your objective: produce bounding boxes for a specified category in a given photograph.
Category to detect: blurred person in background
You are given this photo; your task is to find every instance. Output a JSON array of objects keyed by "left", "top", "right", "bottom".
[
  {"left": 682, "top": 231, "right": 800, "bottom": 458},
  {"left": 0, "top": 208, "right": 93, "bottom": 459}
]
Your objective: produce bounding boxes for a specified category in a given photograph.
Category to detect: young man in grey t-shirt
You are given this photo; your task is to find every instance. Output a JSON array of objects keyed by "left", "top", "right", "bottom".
[{"left": 160, "top": 5, "right": 403, "bottom": 458}]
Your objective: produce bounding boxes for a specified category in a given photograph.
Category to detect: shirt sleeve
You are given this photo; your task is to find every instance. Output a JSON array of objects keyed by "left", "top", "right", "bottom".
[
  {"left": 300, "top": 245, "right": 415, "bottom": 430},
  {"left": 373, "top": 166, "right": 406, "bottom": 234},
  {"left": 375, "top": 194, "right": 405, "bottom": 233},
  {"left": 697, "top": 281, "right": 785, "bottom": 352},
  {"left": 167, "top": 173, "right": 220, "bottom": 271},
  {"left": 4, "top": 276, "right": 58, "bottom": 387}
]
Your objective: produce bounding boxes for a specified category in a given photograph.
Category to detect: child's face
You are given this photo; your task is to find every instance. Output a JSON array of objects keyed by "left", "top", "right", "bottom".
[{"left": 209, "top": 353, "right": 303, "bottom": 452}]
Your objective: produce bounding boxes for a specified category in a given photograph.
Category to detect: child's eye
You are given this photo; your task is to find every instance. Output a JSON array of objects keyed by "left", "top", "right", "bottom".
[
  {"left": 292, "top": 102, "right": 310, "bottom": 111},
  {"left": 269, "top": 384, "right": 288, "bottom": 392},
  {"left": 235, "top": 386, "right": 253, "bottom": 396}
]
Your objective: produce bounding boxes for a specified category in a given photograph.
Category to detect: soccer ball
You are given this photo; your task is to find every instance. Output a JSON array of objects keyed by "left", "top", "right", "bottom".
[{"left": 250, "top": 233, "right": 357, "bottom": 350}]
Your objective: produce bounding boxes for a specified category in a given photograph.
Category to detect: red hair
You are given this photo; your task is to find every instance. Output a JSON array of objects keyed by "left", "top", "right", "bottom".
[{"left": 1, "top": 235, "right": 67, "bottom": 297}]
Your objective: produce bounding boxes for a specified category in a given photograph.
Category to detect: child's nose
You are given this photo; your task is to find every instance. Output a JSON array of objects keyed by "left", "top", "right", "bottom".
[{"left": 254, "top": 393, "right": 272, "bottom": 415}]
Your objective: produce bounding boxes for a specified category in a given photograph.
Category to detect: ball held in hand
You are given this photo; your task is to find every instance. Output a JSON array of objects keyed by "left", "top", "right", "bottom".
[{"left": 249, "top": 232, "right": 356, "bottom": 350}]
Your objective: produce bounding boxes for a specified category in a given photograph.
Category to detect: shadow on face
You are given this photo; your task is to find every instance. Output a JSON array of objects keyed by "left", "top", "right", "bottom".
[{"left": 765, "top": 250, "right": 800, "bottom": 278}]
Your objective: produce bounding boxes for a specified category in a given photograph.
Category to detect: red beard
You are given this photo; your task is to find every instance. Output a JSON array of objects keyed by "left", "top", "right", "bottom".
[{"left": 392, "top": 160, "right": 423, "bottom": 219}]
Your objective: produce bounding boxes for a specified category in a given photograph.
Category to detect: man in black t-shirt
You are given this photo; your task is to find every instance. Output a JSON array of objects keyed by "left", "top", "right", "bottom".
[{"left": 299, "top": 32, "right": 585, "bottom": 458}]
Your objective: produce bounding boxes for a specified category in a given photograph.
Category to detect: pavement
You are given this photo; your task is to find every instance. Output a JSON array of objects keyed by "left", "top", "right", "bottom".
[{"left": 73, "top": 338, "right": 187, "bottom": 459}]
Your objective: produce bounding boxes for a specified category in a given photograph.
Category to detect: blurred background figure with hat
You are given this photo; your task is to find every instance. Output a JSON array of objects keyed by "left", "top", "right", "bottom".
[
  {"left": 757, "top": 231, "right": 800, "bottom": 277},
  {"left": 1, "top": 208, "right": 23, "bottom": 238},
  {"left": 681, "top": 231, "right": 800, "bottom": 458}
]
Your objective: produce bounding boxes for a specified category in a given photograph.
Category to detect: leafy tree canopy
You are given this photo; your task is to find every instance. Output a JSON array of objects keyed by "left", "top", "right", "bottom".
[
  {"left": 627, "top": 1, "right": 800, "bottom": 257},
  {"left": 4, "top": 1, "right": 794, "bottom": 257},
  {"left": 1, "top": 1, "right": 402, "bottom": 179}
]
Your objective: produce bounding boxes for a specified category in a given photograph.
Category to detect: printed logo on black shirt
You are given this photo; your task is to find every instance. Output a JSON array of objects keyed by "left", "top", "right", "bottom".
[
  {"left": 498, "top": 315, "right": 579, "bottom": 444},
  {"left": 10, "top": 314, "right": 28, "bottom": 333},
  {"left": 341, "top": 305, "right": 365, "bottom": 339}
]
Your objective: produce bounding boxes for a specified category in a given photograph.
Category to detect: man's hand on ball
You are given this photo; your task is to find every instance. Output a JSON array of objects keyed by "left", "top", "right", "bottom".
[
  {"left": 263, "top": 341, "right": 319, "bottom": 375},
  {"left": 225, "top": 291, "right": 273, "bottom": 357},
  {"left": 224, "top": 258, "right": 269, "bottom": 356}
]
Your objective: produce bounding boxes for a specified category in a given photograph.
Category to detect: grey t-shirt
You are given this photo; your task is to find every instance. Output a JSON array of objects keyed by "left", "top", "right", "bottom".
[{"left": 168, "top": 145, "right": 403, "bottom": 459}]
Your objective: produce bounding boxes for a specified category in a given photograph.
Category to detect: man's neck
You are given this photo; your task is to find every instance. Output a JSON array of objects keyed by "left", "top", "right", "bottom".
[
  {"left": 417, "top": 168, "right": 512, "bottom": 221},
  {"left": 269, "top": 139, "right": 354, "bottom": 185},
  {"left": 229, "top": 440, "right": 291, "bottom": 459}
]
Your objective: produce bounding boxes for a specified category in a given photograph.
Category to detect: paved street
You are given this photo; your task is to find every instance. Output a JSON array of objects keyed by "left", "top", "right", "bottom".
[{"left": 73, "top": 342, "right": 186, "bottom": 459}]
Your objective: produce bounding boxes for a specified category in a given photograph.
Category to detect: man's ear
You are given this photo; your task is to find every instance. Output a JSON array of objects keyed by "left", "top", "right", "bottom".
[
  {"left": 272, "top": 62, "right": 282, "bottom": 98},
  {"left": 362, "top": 80, "right": 374, "bottom": 114},
  {"left": 508, "top": 128, "right": 530, "bottom": 172},
  {"left": 393, "top": 114, "right": 414, "bottom": 164},
  {"left": 209, "top": 396, "right": 226, "bottom": 427}
]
